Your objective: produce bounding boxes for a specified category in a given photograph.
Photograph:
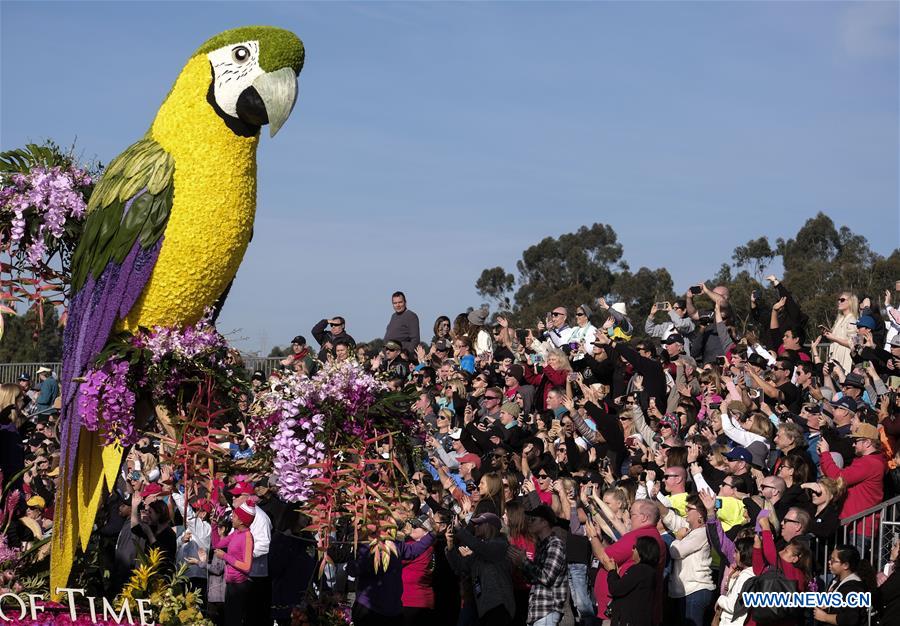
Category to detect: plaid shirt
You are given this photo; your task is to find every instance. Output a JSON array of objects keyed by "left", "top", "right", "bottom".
[{"left": 522, "top": 533, "right": 568, "bottom": 623}]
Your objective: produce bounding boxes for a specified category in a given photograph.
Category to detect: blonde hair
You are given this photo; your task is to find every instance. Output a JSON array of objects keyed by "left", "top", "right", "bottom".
[
  {"left": 0, "top": 383, "right": 23, "bottom": 427},
  {"left": 819, "top": 477, "right": 846, "bottom": 504},
  {"left": 546, "top": 348, "right": 572, "bottom": 372},
  {"left": 747, "top": 413, "right": 774, "bottom": 439},
  {"left": 837, "top": 292, "right": 860, "bottom": 320}
]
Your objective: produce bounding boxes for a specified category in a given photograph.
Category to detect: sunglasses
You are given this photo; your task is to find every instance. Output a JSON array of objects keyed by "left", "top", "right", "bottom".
[
  {"left": 537, "top": 473, "right": 550, "bottom": 479},
  {"left": 485, "top": 395, "right": 501, "bottom": 401},
  {"left": 838, "top": 297, "right": 847, "bottom": 302},
  {"left": 619, "top": 416, "right": 632, "bottom": 421},
  {"left": 663, "top": 474, "right": 680, "bottom": 479},
  {"left": 575, "top": 312, "right": 586, "bottom": 317},
  {"left": 551, "top": 312, "right": 565, "bottom": 317}
]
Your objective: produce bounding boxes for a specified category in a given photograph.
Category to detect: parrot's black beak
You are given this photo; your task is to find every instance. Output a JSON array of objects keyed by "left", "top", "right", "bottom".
[
  {"left": 236, "top": 68, "right": 298, "bottom": 137},
  {"left": 236, "top": 87, "right": 269, "bottom": 128}
]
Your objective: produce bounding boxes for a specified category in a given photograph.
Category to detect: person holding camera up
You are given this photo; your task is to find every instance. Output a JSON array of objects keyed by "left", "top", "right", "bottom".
[{"left": 446, "top": 512, "right": 516, "bottom": 625}]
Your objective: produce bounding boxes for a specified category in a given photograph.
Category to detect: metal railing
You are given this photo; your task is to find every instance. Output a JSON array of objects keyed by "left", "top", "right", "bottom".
[
  {"left": 811, "top": 494, "right": 900, "bottom": 624},
  {"left": 0, "top": 361, "right": 61, "bottom": 384},
  {"left": 0, "top": 356, "right": 288, "bottom": 383}
]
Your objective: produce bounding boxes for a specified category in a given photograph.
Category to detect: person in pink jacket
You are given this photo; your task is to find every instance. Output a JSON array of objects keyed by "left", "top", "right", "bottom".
[
  {"left": 211, "top": 501, "right": 256, "bottom": 626},
  {"left": 817, "top": 423, "right": 887, "bottom": 542}
]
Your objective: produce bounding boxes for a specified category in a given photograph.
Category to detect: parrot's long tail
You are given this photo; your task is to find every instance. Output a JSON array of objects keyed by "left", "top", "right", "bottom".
[{"left": 50, "top": 429, "right": 123, "bottom": 598}]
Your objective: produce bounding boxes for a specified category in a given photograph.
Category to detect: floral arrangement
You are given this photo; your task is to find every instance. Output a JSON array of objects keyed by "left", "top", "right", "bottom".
[
  {"left": 76, "top": 311, "right": 243, "bottom": 447},
  {"left": 0, "top": 142, "right": 95, "bottom": 334},
  {"left": 118, "top": 547, "right": 212, "bottom": 626},
  {"left": 249, "top": 360, "right": 420, "bottom": 573}
]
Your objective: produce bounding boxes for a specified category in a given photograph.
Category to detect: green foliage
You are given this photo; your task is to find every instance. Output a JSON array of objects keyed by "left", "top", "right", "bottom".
[
  {"left": 0, "top": 141, "right": 79, "bottom": 173},
  {"left": 268, "top": 345, "right": 289, "bottom": 357},
  {"left": 732, "top": 236, "right": 776, "bottom": 281},
  {"left": 509, "top": 223, "right": 626, "bottom": 326},
  {"left": 0, "top": 303, "right": 63, "bottom": 362},
  {"left": 475, "top": 266, "right": 515, "bottom": 307},
  {"left": 614, "top": 266, "right": 676, "bottom": 324}
]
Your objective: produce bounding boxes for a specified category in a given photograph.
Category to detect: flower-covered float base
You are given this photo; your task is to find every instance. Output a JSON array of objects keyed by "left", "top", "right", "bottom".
[
  {"left": 75, "top": 311, "right": 248, "bottom": 484},
  {"left": 250, "top": 360, "right": 421, "bottom": 574}
]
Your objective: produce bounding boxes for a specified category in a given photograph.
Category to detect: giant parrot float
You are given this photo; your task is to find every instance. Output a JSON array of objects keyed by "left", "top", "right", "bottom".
[{"left": 50, "top": 26, "right": 305, "bottom": 592}]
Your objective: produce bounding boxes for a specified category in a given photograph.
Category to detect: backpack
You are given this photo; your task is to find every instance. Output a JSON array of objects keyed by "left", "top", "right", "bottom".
[{"left": 740, "top": 563, "right": 803, "bottom": 624}]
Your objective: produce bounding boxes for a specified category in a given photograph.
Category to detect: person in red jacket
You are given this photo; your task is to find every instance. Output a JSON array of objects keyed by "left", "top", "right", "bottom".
[
  {"left": 522, "top": 349, "right": 570, "bottom": 410},
  {"left": 817, "top": 423, "right": 887, "bottom": 550}
]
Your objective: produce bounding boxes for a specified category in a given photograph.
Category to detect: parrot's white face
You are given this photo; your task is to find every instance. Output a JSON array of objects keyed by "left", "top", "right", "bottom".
[{"left": 207, "top": 40, "right": 264, "bottom": 119}]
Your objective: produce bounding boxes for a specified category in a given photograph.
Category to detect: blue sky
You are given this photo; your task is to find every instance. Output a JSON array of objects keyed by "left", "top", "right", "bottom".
[{"left": 2, "top": 1, "right": 898, "bottom": 353}]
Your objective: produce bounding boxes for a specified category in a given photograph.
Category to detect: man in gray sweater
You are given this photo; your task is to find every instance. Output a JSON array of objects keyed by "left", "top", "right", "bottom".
[{"left": 384, "top": 290, "right": 421, "bottom": 352}]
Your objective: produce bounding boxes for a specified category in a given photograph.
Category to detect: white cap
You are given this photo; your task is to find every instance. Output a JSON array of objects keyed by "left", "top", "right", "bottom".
[{"left": 611, "top": 303, "right": 627, "bottom": 315}]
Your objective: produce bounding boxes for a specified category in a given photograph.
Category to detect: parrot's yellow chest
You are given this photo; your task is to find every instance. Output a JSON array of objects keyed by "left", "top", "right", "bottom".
[{"left": 121, "top": 56, "right": 260, "bottom": 331}]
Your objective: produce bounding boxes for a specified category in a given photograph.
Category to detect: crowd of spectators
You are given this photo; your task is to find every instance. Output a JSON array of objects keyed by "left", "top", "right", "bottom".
[{"left": 2, "top": 281, "right": 900, "bottom": 626}]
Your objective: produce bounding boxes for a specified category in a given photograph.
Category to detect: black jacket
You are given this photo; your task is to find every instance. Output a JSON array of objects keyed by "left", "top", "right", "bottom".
[
  {"left": 607, "top": 562, "right": 657, "bottom": 626},
  {"left": 817, "top": 576, "right": 870, "bottom": 626},
  {"left": 612, "top": 343, "right": 668, "bottom": 412}
]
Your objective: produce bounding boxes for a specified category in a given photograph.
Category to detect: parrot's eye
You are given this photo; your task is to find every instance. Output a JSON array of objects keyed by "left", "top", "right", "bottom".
[{"left": 232, "top": 46, "right": 251, "bottom": 64}]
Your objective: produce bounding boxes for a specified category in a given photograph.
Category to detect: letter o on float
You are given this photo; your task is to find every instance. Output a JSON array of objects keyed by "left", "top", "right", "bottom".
[{"left": 0, "top": 593, "right": 27, "bottom": 621}]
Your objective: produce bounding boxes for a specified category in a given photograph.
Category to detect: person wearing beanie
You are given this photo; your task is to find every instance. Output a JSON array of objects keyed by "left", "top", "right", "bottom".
[
  {"left": 212, "top": 501, "right": 256, "bottom": 626},
  {"left": 568, "top": 303, "right": 598, "bottom": 357},
  {"left": 499, "top": 401, "right": 528, "bottom": 450},
  {"left": 502, "top": 364, "right": 535, "bottom": 416}
]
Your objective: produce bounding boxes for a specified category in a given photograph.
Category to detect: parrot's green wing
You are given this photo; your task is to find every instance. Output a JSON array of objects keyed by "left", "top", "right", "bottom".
[
  {"left": 56, "top": 135, "right": 175, "bottom": 595},
  {"left": 71, "top": 136, "right": 174, "bottom": 292}
]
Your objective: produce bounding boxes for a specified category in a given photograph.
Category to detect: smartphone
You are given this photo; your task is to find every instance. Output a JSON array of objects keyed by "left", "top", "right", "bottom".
[
  {"left": 690, "top": 285, "right": 703, "bottom": 295},
  {"left": 715, "top": 497, "right": 723, "bottom": 510},
  {"left": 655, "top": 302, "right": 669, "bottom": 310},
  {"left": 567, "top": 372, "right": 579, "bottom": 382},
  {"left": 751, "top": 289, "right": 761, "bottom": 301}
]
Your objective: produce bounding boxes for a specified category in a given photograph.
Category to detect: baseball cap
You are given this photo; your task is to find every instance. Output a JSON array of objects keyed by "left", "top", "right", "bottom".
[
  {"left": 229, "top": 481, "right": 255, "bottom": 496},
  {"left": 470, "top": 512, "right": 502, "bottom": 529},
  {"left": 662, "top": 334, "right": 685, "bottom": 345},
  {"left": 725, "top": 447, "right": 752, "bottom": 463},
  {"left": 832, "top": 396, "right": 859, "bottom": 412},
  {"left": 291, "top": 335, "right": 306, "bottom": 345},
  {"left": 850, "top": 423, "right": 879, "bottom": 442},
  {"left": 251, "top": 370, "right": 266, "bottom": 382},
  {"left": 457, "top": 453, "right": 482, "bottom": 469},
  {"left": 890, "top": 335, "right": 900, "bottom": 348},
  {"left": 17, "top": 372, "right": 31, "bottom": 382},
  {"left": 448, "top": 428, "right": 462, "bottom": 440},
  {"left": 384, "top": 340, "right": 402, "bottom": 351},
  {"left": 434, "top": 339, "right": 450, "bottom": 352},
  {"left": 26, "top": 495, "right": 46, "bottom": 509},
  {"left": 501, "top": 401, "right": 520, "bottom": 418},
  {"left": 141, "top": 483, "right": 163, "bottom": 498},
  {"left": 851, "top": 316, "right": 876, "bottom": 330}
]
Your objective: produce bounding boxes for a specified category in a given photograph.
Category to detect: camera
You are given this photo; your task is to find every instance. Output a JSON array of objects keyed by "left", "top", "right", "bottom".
[
  {"left": 690, "top": 285, "right": 703, "bottom": 295},
  {"left": 697, "top": 312, "right": 715, "bottom": 326}
]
